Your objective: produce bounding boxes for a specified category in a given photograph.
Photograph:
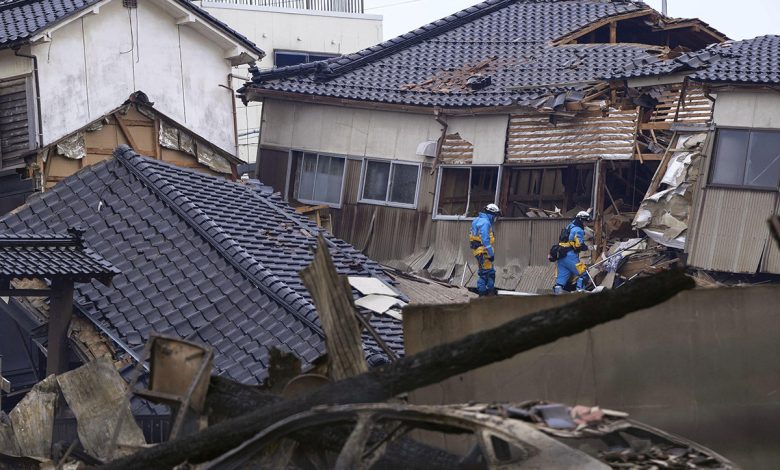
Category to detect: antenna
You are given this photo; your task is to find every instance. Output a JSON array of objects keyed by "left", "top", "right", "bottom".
[{"left": 662, "top": 0, "right": 668, "bottom": 16}]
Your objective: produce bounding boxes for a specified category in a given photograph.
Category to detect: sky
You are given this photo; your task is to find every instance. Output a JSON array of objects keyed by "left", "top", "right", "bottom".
[{"left": 364, "top": 0, "right": 779, "bottom": 42}]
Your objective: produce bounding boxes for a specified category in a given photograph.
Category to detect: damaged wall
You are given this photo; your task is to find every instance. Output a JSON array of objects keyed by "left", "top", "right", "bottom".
[
  {"left": 30, "top": 0, "right": 237, "bottom": 155},
  {"left": 405, "top": 285, "right": 780, "bottom": 470},
  {"left": 260, "top": 99, "right": 441, "bottom": 163},
  {"left": 687, "top": 90, "right": 780, "bottom": 274}
]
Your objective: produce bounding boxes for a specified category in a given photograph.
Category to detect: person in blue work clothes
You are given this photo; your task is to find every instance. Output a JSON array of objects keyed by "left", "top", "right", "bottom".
[
  {"left": 469, "top": 204, "right": 501, "bottom": 296},
  {"left": 554, "top": 210, "right": 592, "bottom": 295}
]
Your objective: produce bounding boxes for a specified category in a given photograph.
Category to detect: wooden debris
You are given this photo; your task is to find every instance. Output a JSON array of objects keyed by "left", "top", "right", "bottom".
[
  {"left": 98, "top": 270, "right": 696, "bottom": 470},
  {"left": 57, "top": 358, "right": 146, "bottom": 461},
  {"left": 300, "top": 237, "right": 368, "bottom": 381},
  {"left": 8, "top": 374, "right": 58, "bottom": 459}
]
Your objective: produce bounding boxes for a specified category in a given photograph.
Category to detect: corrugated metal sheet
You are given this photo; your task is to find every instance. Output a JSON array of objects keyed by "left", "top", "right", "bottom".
[
  {"left": 515, "top": 264, "right": 557, "bottom": 294},
  {"left": 507, "top": 110, "right": 636, "bottom": 162},
  {"left": 440, "top": 133, "right": 474, "bottom": 164},
  {"left": 530, "top": 219, "right": 568, "bottom": 265},
  {"left": 0, "top": 77, "right": 32, "bottom": 170},
  {"left": 761, "top": 196, "right": 780, "bottom": 274},
  {"left": 688, "top": 188, "right": 776, "bottom": 273}
]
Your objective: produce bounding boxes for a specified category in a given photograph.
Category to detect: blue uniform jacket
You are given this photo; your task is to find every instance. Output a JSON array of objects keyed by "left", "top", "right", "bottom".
[
  {"left": 565, "top": 222, "right": 586, "bottom": 262},
  {"left": 470, "top": 213, "right": 495, "bottom": 258}
]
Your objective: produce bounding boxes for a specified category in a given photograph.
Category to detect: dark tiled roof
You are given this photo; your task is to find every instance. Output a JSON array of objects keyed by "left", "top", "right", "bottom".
[
  {"left": 611, "top": 35, "right": 780, "bottom": 85},
  {"left": 241, "top": 0, "right": 667, "bottom": 108},
  {"left": 0, "top": 147, "right": 402, "bottom": 384},
  {"left": 0, "top": 230, "right": 119, "bottom": 284},
  {"left": 0, "top": 0, "right": 263, "bottom": 56}
]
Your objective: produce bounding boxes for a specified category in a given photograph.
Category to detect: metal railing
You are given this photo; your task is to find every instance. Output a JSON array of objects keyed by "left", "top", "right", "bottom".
[{"left": 206, "top": 0, "right": 364, "bottom": 14}]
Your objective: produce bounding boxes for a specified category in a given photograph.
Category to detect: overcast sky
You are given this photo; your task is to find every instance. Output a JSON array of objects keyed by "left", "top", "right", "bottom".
[{"left": 364, "top": 0, "right": 779, "bottom": 42}]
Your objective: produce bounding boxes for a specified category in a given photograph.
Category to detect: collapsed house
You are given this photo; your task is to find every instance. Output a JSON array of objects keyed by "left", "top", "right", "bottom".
[
  {"left": 610, "top": 34, "right": 780, "bottom": 276},
  {"left": 0, "top": 147, "right": 405, "bottom": 419},
  {"left": 0, "top": 0, "right": 264, "bottom": 213},
  {"left": 240, "top": 0, "right": 727, "bottom": 291}
]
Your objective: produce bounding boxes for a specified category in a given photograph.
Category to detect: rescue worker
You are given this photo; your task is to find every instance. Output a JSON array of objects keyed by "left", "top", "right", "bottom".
[
  {"left": 554, "top": 210, "right": 592, "bottom": 295},
  {"left": 469, "top": 204, "right": 501, "bottom": 296}
]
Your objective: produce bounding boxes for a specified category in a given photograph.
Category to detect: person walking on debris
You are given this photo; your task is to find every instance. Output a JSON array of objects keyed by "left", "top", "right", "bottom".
[
  {"left": 470, "top": 204, "right": 501, "bottom": 296},
  {"left": 553, "top": 211, "right": 592, "bottom": 295}
]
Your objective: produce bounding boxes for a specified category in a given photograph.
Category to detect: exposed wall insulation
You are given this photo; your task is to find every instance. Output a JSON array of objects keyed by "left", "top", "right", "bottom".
[{"left": 507, "top": 109, "right": 637, "bottom": 162}]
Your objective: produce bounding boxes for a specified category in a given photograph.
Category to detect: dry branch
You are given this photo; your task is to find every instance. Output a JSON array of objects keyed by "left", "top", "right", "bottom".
[{"left": 96, "top": 269, "right": 695, "bottom": 470}]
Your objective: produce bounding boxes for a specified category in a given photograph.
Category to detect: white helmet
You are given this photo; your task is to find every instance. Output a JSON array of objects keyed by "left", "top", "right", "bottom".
[
  {"left": 485, "top": 203, "right": 501, "bottom": 215},
  {"left": 576, "top": 210, "right": 592, "bottom": 221}
]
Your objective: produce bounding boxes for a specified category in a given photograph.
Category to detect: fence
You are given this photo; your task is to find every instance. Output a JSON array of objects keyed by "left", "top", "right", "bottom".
[{"left": 206, "top": 0, "right": 364, "bottom": 13}]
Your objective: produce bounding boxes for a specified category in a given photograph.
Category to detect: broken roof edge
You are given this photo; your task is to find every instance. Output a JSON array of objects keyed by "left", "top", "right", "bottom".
[
  {"left": 111, "top": 146, "right": 327, "bottom": 341},
  {"left": 244, "top": 0, "right": 516, "bottom": 85}
]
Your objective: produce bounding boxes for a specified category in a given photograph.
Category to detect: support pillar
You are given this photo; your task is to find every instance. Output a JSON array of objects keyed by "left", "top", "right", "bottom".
[{"left": 47, "top": 280, "right": 74, "bottom": 376}]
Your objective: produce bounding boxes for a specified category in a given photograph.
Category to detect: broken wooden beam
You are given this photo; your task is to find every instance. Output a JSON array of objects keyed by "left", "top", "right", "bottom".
[
  {"left": 96, "top": 269, "right": 695, "bottom": 470},
  {"left": 770, "top": 215, "right": 780, "bottom": 248}
]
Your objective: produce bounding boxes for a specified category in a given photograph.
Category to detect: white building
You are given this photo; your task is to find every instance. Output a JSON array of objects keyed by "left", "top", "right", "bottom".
[
  {"left": 194, "top": 0, "right": 383, "bottom": 162},
  {"left": 0, "top": 0, "right": 264, "bottom": 211}
]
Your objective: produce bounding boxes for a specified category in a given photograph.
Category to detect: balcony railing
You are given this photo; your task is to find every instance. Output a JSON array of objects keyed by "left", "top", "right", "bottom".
[{"left": 206, "top": 0, "right": 365, "bottom": 14}]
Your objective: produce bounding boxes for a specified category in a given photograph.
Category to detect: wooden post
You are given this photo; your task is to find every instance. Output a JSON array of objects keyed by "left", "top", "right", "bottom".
[
  {"left": 609, "top": 21, "right": 617, "bottom": 43},
  {"left": 594, "top": 159, "right": 607, "bottom": 252},
  {"left": 47, "top": 280, "right": 74, "bottom": 376}
]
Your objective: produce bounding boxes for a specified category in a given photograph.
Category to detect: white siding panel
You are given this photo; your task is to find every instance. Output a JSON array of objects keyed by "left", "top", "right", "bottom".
[
  {"left": 0, "top": 49, "right": 33, "bottom": 80},
  {"left": 713, "top": 92, "right": 759, "bottom": 128},
  {"left": 447, "top": 115, "right": 508, "bottom": 165},
  {"left": 261, "top": 98, "right": 296, "bottom": 148}
]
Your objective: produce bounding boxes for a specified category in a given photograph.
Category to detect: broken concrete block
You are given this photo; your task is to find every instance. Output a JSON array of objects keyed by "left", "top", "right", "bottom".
[{"left": 9, "top": 375, "right": 58, "bottom": 459}]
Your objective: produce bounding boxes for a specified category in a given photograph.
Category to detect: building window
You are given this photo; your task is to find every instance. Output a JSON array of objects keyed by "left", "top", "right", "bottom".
[
  {"left": 359, "top": 160, "right": 421, "bottom": 208},
  {"left": 435, "top": 166, "right": 500, "bottom": 218},
  {"left": 294, "top": 151, "right": 346, "bottom": 206},
  {"left": 710, "top": 128, "right": 780, "bottom": 190},
  {"left": 274, "top": 50, "right": 339, "bottom": 68},
  {"left": 502, "top": 165, "right": 594, "bottom": 217}
]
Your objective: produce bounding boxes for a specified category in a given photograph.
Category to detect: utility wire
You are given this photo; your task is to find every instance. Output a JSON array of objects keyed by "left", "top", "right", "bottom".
[{"left": 365, "top": 0, "right": 424, "bottom": 11}]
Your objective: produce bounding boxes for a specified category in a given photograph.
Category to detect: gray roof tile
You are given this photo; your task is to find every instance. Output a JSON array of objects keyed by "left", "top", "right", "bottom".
[
  {"left": 0, "top": 146, "right": 402, "bottom": 384},
  {"left": 241, "top": 0, "right": 663, "bottom": 108}
]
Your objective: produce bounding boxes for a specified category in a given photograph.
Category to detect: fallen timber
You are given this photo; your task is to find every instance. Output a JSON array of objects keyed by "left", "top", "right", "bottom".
[{"left": 96, "top": 269, "right": 695, "bottom": 469}]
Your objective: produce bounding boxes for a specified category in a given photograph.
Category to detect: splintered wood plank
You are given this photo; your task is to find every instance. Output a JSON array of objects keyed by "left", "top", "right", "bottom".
[{"left": 300, "top": 237, "right": 368, "bottom": 381}]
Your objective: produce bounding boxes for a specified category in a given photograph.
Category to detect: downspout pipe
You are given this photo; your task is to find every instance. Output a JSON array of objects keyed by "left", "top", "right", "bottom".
[
  {"left": 12, "top": 47, "right": 44, "bottom": 149},
  {"left": 222, "top": 73, "right": 251, "bottom": 162},
  {"left": 431, "top": 109, "right": 448, "bottom": 174}
]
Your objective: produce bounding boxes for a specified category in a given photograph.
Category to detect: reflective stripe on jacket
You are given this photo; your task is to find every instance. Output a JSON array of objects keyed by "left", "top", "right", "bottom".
[{"left": 469, "top": 212, "right": 495, "bottom": 258}]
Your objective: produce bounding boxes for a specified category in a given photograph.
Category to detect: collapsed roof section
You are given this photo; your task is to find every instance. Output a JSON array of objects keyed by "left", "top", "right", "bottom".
[
  {"left": 0, "top": 147, "right": 403, "bottom": 384},
  {"left": 240, "top": 0, "right": 725, "bottom": 111},
  {"left": 0, "top": 0, "right": 264, "bottom": 63},
  {"left": 611, "top": 35, "right": 780, "bottom": 86}
]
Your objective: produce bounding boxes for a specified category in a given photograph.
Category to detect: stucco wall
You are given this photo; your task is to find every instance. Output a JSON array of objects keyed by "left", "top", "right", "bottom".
[
  {"left": 30, "top": 0, "right": 236, "bottom": 154},
  {"left": 404, "top": 286, "right": 780, "bottom": 470}
]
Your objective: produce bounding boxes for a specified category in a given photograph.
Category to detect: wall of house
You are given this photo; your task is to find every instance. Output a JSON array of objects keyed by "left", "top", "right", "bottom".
[
  {"left": 197, "top": 1, "right": 383, "bottom": 162},
  {"left": 404, "top": 285, "right": 780, "bottom": 470},
  {"left": 0, "top": 49, "right": 33, "bottom": 80},
  {"left": 687, "top": 90, "right": 780, "bottom": 274},
  {"left": 29, "top": 0, "right": 237, "bottom": 155}
]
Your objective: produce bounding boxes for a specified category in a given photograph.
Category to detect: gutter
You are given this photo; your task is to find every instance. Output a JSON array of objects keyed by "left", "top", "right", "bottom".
[{"left": 12, "top": 47, "right": 44, "bottom": 149}]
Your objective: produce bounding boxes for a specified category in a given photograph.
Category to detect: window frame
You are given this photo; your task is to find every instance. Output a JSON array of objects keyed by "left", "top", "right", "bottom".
[
  {"left": 499, "top": 163, "right": 597, "bottom": 220},
  {"left": 433, "top": 165, "right": 503, "bottom": 221},
  {"left": 358, "top": 158, "right": 422, "bottom": 209},
  {"left": 292, "top": 150, "right": 348, "bottom": 208},
  {"left": 708, "top": 126, "right": 780, "bottom": 192}
]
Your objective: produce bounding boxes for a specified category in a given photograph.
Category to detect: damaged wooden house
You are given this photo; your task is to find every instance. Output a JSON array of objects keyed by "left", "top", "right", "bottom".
[
  {"left": 0, "top": 0, "right": 264, "bottom": 213},
  {"left": 0, "top": 147, "right": 414, "bottom": 431},
  {"left": 240, "top": 0, "right": 727, "bottom": 291},
  {"left": 610, "top": 34, "right": 780, "bottom": 277}
]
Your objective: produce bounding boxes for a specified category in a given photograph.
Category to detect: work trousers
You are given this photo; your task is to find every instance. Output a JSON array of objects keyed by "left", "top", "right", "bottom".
[
  {"left": 476, "top": 254, "right": 495, "bottom": 296},
  {"left": 555, "top": 255, "right": 585, "bottom": 291}
]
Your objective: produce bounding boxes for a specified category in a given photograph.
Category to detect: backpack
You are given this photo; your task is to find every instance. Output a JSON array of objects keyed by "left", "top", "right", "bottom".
[{"left": 548, "top": 224, "right": 573, "bottom": 262}]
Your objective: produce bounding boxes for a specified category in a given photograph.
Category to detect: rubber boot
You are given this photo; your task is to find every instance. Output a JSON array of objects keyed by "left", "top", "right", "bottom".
[{"left": 553, "top": 285, "right": 563, "bottom": 295}]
